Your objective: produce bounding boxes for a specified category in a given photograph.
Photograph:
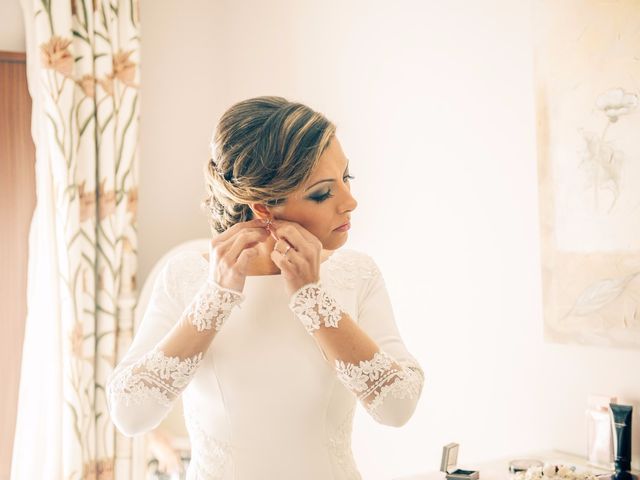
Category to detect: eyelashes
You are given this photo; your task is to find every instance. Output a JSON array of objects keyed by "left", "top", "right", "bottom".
[{"left": 309, "top": 175, "right": 355, "bottom": 203}]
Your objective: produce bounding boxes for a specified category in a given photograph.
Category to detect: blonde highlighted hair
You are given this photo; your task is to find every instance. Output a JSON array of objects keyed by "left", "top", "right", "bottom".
[{"left": 202, "top": 96, "right": 336, "bottom": 234}]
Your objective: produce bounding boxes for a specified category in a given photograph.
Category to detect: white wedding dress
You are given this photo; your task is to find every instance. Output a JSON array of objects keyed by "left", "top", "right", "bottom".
[{"left": 106, "top": 248, "right": 424, "bottom": 480}]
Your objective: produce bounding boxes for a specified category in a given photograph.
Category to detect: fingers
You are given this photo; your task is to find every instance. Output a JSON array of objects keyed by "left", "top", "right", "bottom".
[
  {"left": 270, "top": 249, "right": 293, "bottom": 280},
  {"left": 211, "top": 218, "right": 267, "bottom": 257},
  {"left": 235, "top": 244, "right": 260, "bottom": 271},
  {"left": 218, "top": 228, "right": 268, "bottom": 267},
  {"left": 212, "top": 218, "right": 266, "bottom": 245},
  {"left": 272, "top": 238, "right": 296, "bottom": 257},
  {"left": 271, "top": 244, "right": 296, "bottom": 267},
  {"left": 228, "top": 229, "right": 266, "bottom": 263},
  {"left": 271, "top": 219, "right": 319, "bottom": 245},
  {"left": 271, "top": 224, "right": 318, "bottom": 254}
]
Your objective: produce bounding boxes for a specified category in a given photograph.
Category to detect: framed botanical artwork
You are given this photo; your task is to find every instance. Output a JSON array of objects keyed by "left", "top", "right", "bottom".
[{"left": 533, "top": 0, "right": 640, "bottom": 349}]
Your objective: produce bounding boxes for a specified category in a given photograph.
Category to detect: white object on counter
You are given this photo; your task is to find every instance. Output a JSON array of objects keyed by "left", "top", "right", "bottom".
[
  {"left": 394, "top": 450, "right": 620, "bottom": 480},
  {"left": 586, "top": 394, "right": 617, "bottom": 470}
]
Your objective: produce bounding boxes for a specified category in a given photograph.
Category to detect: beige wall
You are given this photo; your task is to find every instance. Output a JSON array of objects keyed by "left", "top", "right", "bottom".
[
  {"left": 0, "top": 0, "right": 25, "bottom": 52},
  {"left": 138, "top": 2, "right": 640, "bottom": 479},
  {"left": 4, "top": 0, "right": 640, "bottom": 479}
]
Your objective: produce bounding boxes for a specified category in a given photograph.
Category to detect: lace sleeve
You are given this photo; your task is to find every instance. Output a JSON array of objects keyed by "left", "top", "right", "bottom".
[
  {"left": 288, "top": 255, "right": 424, "bottom": 427},
  {"left": 106, "top": 253, "right": 244, "bottom": 437}
]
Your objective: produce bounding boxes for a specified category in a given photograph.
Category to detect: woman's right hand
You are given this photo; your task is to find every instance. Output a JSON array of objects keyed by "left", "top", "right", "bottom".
[{"left": 209, "top": 218, "right": 270, "bottom": 292}]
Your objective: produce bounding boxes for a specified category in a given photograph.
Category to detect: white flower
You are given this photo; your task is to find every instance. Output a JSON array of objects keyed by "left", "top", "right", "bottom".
[
  {"left": 543, "top": 464, "right": 557, "bottom": 477},
  {"left": 596, "top": 87, "right": 638, "bottom": 122},
  {"left": 526, "top": 466, "right": 544, "bottom": 480},
  {"left": 557, "top": 465, "right": 575, "bottom": 478},
  {"left": 520, "top": 463, "right": 594, "bottom": 480}
]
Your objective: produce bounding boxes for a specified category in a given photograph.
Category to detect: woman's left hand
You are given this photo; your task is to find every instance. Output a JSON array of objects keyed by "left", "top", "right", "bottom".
[{"left": 267, "top": 219, "right": 322, "bottom": 297}]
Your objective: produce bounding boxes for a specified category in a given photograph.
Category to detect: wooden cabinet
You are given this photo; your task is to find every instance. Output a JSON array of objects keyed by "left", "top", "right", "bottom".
[{"left": 0, "top": 50, "right": 36, "bottom": 480}]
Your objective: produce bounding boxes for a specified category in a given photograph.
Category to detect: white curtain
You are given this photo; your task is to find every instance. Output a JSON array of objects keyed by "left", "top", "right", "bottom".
[{"left": 13, "top": 0, "right": 141, "bottom": 478}]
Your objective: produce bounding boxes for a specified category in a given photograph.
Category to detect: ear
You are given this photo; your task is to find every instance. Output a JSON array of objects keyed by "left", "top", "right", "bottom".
[{"left": 250, "top": 203, "right": 272, "bottom": 220}]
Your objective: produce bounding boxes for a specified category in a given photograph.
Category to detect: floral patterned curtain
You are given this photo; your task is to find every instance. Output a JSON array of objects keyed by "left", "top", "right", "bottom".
[{"left": 13, "top": 0, "right": 140, "bottom": 478}]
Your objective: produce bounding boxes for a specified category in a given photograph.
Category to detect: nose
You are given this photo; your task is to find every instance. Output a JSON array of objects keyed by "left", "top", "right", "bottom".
[{"left": 339, "top": 184, "right": 358, "bottom": 214}]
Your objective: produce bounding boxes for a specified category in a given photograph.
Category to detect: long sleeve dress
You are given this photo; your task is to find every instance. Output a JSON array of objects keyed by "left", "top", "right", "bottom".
[{"left": 106, "top": 247, "right": 424, "bottom": 480}]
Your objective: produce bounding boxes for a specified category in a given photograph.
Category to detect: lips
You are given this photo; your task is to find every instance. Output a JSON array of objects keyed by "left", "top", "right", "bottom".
[{"left": 334, "top": 220, "right": 350, "bottom": 230}]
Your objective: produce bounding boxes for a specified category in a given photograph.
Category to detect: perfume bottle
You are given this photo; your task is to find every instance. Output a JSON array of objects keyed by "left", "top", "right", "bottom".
[{"left": 586, "top": 394, "right": 616, "bottom": 470}]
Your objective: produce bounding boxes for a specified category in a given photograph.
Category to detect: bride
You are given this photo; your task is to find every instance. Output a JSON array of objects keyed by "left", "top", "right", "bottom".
[{"left": 106, "top": 96, "right": 424, "bottom": 479}]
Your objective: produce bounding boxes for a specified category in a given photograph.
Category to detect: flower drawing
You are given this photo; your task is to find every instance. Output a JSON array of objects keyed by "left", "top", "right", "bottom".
[{"left": 579, "top": 87, "right": 637, "bottom": 213}]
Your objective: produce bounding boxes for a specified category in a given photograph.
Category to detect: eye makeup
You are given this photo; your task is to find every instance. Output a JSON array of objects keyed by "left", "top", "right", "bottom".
[{"left": 308, "top": 174, "right": 355, "bottom": 203}]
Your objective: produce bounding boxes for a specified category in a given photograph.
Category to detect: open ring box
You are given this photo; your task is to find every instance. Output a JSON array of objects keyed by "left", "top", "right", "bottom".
[{"left": 441, "top": 443, "right": 480, "bottom": 480}]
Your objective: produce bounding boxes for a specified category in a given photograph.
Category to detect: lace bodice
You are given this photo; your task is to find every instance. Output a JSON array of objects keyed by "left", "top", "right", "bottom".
[{"left": 106, "top": 248, "right": 424, "bottom": 479}]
